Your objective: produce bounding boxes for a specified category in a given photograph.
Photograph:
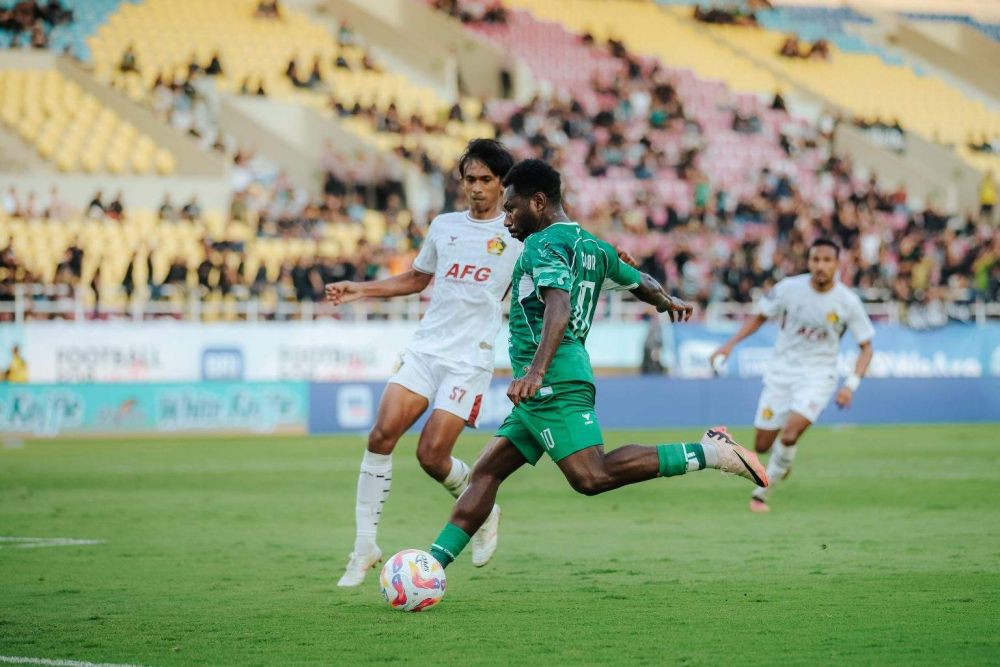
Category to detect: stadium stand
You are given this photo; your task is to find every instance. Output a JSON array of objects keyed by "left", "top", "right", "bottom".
[
  {"left": 0, "top": 0, "right": 138, "bottom": 58},
  {"left": 0, "top": 0, "right": 997, "bottom": 326},
  {"left": 86, "top": 0, "right": 492, "bottom": 167},
  {"left": 499, "top": 0, "right": 1000, "bottom": 174},
  {"left": 0, "top": 68, "right": 176, "bottom": 174},
  {"left": 902, "top": 11, "right": 1000, "bottom": 43},
  {"left": 449, "top": 3, "right": 998, "bottom": 320}
]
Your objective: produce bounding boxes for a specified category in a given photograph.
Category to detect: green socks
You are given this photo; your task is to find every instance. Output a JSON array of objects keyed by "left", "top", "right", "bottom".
[
  {"left": 657, "top": 443, "right": 707, "bottom": 477},
  {"left": 429, "top": 523, "right": 471, "bottom": 568}
]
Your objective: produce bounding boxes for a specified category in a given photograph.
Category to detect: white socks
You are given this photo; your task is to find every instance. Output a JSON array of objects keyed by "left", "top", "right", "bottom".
[
  {"left": 753, "top": 441, "right": 797, "bottom": 500},
  {"left": 352, "top": 453, "right": 469, "bottom": 553},
  {"left": 441, "top": 457, "right": 471, "bottom": 499},
  {"left": 353, "top": 450, "right": 392, "bottom": 554}
]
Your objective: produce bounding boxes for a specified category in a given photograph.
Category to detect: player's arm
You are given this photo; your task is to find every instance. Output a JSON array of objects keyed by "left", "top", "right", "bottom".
[
  {"left": 327, "top": 220, "right": 437, "bottom": 304},
  {"left": 507, "top": 286, "right": 571, "bottom": 407},
  {"left": 836, "top": 339, "right": 873, "bottom": 408},
  {"left": 630, "top": 273, "right": 693, "bottom": 323},
  {"left": 710, "top": 280, "right": 786, "bottom": 371},
  {"left": 709, "top": 313, "right": 768, "bottom": 368},
  {"left": 602, "top": 243, "right": 692, "bottom": 322},
  {"left": 836, "top": 301, "right": 876, "bottom": 408},
  {"left": 325, "top": 269, "right": 432, "bottom": 305}
]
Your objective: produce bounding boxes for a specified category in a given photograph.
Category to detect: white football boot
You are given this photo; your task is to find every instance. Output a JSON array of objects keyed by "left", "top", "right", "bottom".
[
  {"left": 471, "top": 504, "right": 500, "bottom": 567},
  {"left": 336, "top": 546, "right": 383, "bottom": 587},
  {"left": 701, "top": 427, "right": 769, "bottom": 488}
]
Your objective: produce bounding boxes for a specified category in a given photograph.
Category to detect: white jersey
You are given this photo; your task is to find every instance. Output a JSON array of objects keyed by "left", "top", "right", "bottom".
[
  {"left": 409, "top": 210, "right": 522, "bottom": 370},
  {"left": 754, "top": 274, "right": 874, "bottom": 381}
]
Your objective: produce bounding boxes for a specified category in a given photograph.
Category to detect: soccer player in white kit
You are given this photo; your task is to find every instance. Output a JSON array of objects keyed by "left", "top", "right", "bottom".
[
  {"left": 710, "top": 239, "right": 875, "bottom": 512},
  {"left": 325, "top": 140, "right": 519, "bottom": 585}
]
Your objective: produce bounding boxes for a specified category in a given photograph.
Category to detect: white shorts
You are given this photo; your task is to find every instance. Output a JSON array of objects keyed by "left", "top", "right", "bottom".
[
  {"left": 388, "top": 350, "right": 491, "bottom": 427},
  {"left": 753, "top": 372, "right": 838, "bottom": 430}
]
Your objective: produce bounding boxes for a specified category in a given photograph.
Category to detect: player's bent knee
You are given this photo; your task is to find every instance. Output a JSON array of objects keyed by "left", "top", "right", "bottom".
[
  {"left": 754, "top": 430, "right": 779, "bottom": 454},
  {"left": 568, "top": 473, "right": 607, "bottom": 497},
  {"left": 780, "top": 427, "right": 805, "bottom": 446},
  {"left": 415, "top": 444, "right": 449, "bottom": 476},
  {"left": 367, "top": 425, "right": 398, "bottom": 454}
]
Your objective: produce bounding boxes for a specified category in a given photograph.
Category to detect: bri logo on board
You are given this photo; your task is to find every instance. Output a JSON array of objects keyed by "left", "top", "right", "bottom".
[{"left": 445, "top": 263, "right": 492, "bottom": 282}]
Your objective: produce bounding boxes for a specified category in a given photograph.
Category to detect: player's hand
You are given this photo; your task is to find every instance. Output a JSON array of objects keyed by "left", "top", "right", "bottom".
[
  {"left": 835, "top": 386, "right": 853, "bottom": 409},
  {"left": 324, "top": 281, "right": 363, "bottom": 305},
  {"left": 708, "top": 345, "right": 731, "bottom": 375},
  {"left": 660, "top": 295, "right": 694, "bottom": 322},
  {"left": 615, "top": 247, "right": 639, "bottom": 268},
  {"left": 507, "top": 370, "right": 544, "bottom": 407}
]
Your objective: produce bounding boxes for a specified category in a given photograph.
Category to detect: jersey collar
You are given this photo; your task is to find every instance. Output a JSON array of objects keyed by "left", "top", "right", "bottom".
[{"left": 465, "top": 210, "right": 506, "bottom": 224}]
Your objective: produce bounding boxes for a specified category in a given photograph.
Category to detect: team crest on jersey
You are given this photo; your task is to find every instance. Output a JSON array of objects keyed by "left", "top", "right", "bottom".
[
  {"left": 826, "top": 310, "right": 840, "bottom": 324},
  {"left": 486, "top": 236, "right": 507, "bottom": 256},
  {"left": 762, "top": 407, "right": 774, "bottom": 420}
]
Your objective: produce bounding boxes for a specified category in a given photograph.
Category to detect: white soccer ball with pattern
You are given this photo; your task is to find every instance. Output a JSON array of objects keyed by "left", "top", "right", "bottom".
[{"left": 379, "top": 549, "right": 447, "bottom": 612}]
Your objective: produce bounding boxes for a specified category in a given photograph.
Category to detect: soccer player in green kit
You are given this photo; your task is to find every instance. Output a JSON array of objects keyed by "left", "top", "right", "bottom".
[{"left": 427, "top": 160, "right": 769, "bottom": 569}]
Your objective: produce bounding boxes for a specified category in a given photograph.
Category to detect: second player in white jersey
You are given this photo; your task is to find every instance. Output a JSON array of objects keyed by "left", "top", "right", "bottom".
[
  {"left": 711, "top": 239, "right": 875, "bottom": 512},
  {"left": 409, "top": 210, "right": 521, "bottom": 372},
  {"left": 325, "top": 140, "right": 518, "bottom": 585},
  {"left": 391, "top": 210, "right": 520, "bottom": 426},
  {"left": 756, "top": 273, "right": 874, "bottom": 382},
  {"left": 753, "top": 272, "right": 874, "bottom": 427}
]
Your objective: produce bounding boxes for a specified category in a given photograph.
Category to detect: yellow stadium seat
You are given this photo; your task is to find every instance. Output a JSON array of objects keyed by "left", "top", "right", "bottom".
[{"left": 0, "top": 68, "right": 176, "bottom": 174}]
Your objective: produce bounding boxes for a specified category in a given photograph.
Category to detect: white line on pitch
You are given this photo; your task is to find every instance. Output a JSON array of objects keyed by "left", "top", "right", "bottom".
[
  {"left": 0, "top": 657, "right": 144, "bottom": 667},
  {"left": 0, "top": 537, "right": 104, "bottom": 549}
]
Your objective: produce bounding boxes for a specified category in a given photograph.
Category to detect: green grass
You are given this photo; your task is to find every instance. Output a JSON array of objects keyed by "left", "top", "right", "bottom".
[{"left": 1, "top": 424, "right": 998, "bottom": 666}]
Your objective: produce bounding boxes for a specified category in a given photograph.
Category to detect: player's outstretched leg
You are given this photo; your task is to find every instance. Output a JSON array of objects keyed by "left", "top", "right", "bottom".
[
  {"left": 750, "top": 414, "right": 808, "bottom": 512},
  {"left": 556, "top": 427, "right": 769, "bottom": 496},
  {"left": 417, "top": 409, "right": 502, "bottom": 567},
  {"left": 429, "top": 437, "right": 526, "bottom": 568},
  {"left": 339, "top": 384, "right": 427, "bottom": 588}
]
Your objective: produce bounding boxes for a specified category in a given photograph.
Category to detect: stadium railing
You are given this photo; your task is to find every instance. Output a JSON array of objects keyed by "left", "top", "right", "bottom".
[{"left": 3, "top": 284, "right": 998, "bottom": 326}]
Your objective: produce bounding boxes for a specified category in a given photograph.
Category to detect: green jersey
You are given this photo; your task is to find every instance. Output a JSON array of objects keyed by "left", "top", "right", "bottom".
[{"left": 508, "top": 221, "right": 642, "bottom": 386}]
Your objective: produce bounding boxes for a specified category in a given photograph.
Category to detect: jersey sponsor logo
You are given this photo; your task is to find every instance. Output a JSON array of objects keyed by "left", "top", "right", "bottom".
[
  {"left": 444, "top": 263, "right": 492, "bottom": 282},
  {"left": 795, "top": 325, "right": 830, "bottom": 342},
  {"left": 486, "top": 235, "right": 507, "bottom": 256},
  {"left": 826, "top": 310, "right": 840, "bottom": 325},
  {"left": 448, "top": 235, "right": 458, "bottom": 245}
]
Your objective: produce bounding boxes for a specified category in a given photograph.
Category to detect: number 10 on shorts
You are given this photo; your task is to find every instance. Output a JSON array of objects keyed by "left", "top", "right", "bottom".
[{"left": 540, "top": 428, "right": 555, "bottom": 451}]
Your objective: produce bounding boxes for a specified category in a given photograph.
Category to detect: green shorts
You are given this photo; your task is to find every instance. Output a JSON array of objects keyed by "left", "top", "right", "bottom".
[{"left": 496, "top": 381, "right": 603, "bottom": 465}]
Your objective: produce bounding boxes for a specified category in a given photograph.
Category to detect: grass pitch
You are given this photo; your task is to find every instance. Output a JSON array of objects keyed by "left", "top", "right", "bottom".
[{"left": 1, "top": 424, "right": 998, "bottom": 666}]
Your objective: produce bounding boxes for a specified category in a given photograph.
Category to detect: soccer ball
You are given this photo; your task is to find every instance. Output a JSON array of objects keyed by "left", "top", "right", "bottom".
[{"left": 378, "top": 549, "right": 447, "bottom": 612}]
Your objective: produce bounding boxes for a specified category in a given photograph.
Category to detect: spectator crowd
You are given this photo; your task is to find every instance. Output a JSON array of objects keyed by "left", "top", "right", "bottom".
[
  {"left": 0, "top": 0, "right": 72, "bottom": 50},
  {"left": 1, "top": 0, "right": 997, "bottom": 327}
]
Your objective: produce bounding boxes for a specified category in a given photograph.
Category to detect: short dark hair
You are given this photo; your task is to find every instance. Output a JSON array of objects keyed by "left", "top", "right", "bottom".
[
  {"left": 809, "top": 237, "right": 840, "bottom": 257},
  {"left": 458, "top": 139, "right": 514, "bottom": 179},
  {"left": 502, "top": 159, "right": 562, "bottom": 205}
]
